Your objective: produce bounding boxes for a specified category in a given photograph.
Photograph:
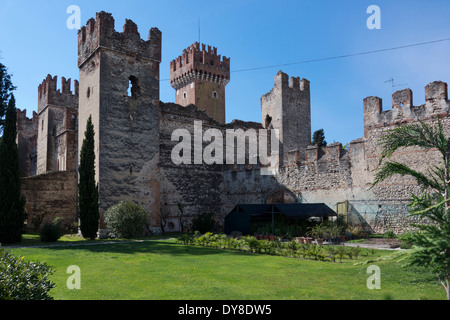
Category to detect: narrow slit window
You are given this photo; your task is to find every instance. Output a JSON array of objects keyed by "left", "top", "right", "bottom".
[{"left": 127, "top": 76, "right": 140, "bottom": 98}]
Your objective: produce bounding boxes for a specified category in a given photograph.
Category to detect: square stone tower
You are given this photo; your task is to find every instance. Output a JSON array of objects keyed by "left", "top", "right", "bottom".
[
  {"left": 77, "top": 12, "right": 162, "bottom": 226},
  {"left": 261, "top": 71, "right": 311, "bottom": 162},
  {"left": 170, "top": 43, "right": 230, "bottom": 123},
  {"left": 36, "top": 75, "right": 79, "bottom": 175}
]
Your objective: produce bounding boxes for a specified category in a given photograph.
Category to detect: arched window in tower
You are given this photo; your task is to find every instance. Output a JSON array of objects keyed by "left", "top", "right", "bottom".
[
  {"left": 183, "top": 92, "right": 187, "bottom": 99},
  {"left": 212, "top": 91, "right": 218, "bottom": 99},
  {"left": 127, "top": 75, "right": 140, "bottom": 98}
]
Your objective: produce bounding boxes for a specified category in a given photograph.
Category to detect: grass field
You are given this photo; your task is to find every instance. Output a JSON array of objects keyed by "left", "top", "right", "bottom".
[{"left": 6, "top": 235, "right": 445, "bottom": 300}]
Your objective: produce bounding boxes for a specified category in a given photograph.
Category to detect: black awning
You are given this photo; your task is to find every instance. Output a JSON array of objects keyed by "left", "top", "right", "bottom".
[{"left": 224, "top": 203, "right": 337, "bottom": 235}]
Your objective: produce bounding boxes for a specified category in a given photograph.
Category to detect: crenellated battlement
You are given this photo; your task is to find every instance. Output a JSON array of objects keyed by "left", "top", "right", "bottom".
[
  {"left": 78, "top": 11, "right": 162, "bottom": 68},
  {"left": 170, "top": 42, "right": 230, "bottom": 90},
  {"left": 302, "top": 143, "right": 344, "bottom": 165},
  {"left": 364, "top": 81, "right": 450, "bottom": 133},
  {"left": 16, "top": 108, "right": 38, "bottom": 132},
  {"left": 263, "top": 70, "right": 310, "bottom": 96},
  {"left": 38, "top": 75, "right": 79, "bottom": 114}
]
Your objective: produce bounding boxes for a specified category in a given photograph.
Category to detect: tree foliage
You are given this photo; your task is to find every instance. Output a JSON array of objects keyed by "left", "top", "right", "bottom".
[
  {"left": 311, "top": 129, "right": 327, "bottom": 147},
  {"left": 0, "top": 95, "right": 26, "bottom": 244},
  {"left": 78, "top": 115, "right": 99, "bottom": 240},
  {"left": 371, "top": 118, "right": 450, "bottom": 300},
  {"left": 0, "top": 63, "right": 16, "bottom": 134}
]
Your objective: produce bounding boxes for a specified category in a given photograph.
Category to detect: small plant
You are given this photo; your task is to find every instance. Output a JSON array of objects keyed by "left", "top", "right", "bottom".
[
  {"left": 259, "top": 240, "right": 271, "bottom": 254},
  {"left": 241, "top": 235, "right": 260, "bottom": 253},
  {"left": 308, "top": 244, "right": 324, "bottom": 261},
  {"left": 39, "top": 218, "right": 62, "bottom": 242},
  {"left": 336, "top": 245, "right": 346, "bottom": 263},
  {"left": 178, "top": 233, "right": 193, "bottom": 245},
  {"left": 398, "top": 232, "right": 414, "bottom": 249},
  {"left": 309, "top": 224, "right": 324, "bottom": 239},
  {"left": 383, "top": 229, "right": 396, "bottom": 239},
  {"left": 287, "top": 240, "right": 298, "bottom": 257},
  {"left": 349, "top": 246, "right": 361, "bottom": 259},
  {"left": 327, "top": 246, "right": 337, "bottom": 262}
]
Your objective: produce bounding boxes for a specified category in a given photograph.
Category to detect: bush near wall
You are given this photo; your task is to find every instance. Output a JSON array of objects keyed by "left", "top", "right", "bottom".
[{"left": 104, "top": 200, "right": 149, "bottom": 239}]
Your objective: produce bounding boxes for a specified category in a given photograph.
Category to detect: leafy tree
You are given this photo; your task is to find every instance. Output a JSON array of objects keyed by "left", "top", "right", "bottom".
[
  {"left": 0, "top": 63, "right": 16, "bottom": 135},
  {"left": 78, "top": 115, "right": 99, "bottom": 240},
  {"left": 371, "top": 118, "right": 450, "bottom": 300},
  {"left": 311, "top": 129, "right": 327, "bottom": 147},
  {"left": 0, "top": 95, "right": 26, "bottom": 244}
]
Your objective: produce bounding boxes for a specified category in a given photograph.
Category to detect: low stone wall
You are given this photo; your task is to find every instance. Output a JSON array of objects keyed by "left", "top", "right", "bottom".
[{"left": 21, "top": 170, "right": 78, "bottom": 232}]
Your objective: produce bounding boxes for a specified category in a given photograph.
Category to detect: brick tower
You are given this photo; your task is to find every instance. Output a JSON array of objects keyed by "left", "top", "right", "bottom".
[{"left": 170, "top": 43, "right": 230, "bottom": 123}]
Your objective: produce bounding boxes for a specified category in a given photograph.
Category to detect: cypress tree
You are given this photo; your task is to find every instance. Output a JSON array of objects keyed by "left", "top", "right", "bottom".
[
  {"left": 78, "top": 115, "right": 99, "bottom": 240},
  {"left": 0, "top": 63, "right": 17, "bottom": 135},
  {"left": 0, "top": 94, "right": 26, "bottom": 244}
]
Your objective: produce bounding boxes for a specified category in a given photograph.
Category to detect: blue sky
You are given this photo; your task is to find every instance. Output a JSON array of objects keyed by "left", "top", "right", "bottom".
[{"left": 1, "top": 0, "right": 449, "bottom": 145}]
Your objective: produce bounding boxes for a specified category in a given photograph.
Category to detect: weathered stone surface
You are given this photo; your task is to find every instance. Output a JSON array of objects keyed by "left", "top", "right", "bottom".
[{"left": 21, "top": 170, "right": 78, "bottom": 232}]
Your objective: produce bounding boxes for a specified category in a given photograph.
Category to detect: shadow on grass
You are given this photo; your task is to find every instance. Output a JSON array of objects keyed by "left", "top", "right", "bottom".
[{"left": 32, "top": 239, "right": 258, "bottom": 258}]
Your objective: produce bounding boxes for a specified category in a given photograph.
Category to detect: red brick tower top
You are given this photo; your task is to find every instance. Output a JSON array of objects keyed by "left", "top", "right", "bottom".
[{"left": 170, "top": 43, "right": 230, "bottom": 123}]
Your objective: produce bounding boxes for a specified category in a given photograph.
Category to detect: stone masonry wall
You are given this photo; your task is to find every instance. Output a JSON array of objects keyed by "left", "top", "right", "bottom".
[
  {"left": 159, "top": 102, "right": 225, "bottom": 232},
  {"left": 21, "top": 170, "right": 78, "bottom": 232}
]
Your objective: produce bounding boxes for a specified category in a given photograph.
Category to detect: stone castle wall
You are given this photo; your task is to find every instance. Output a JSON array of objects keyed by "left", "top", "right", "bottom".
[
  {"left": 16, "top": 11, "right": 450, "bottom": 236},
  {"left": 21, "top": 170, "right": 78, "bottom": 232}
]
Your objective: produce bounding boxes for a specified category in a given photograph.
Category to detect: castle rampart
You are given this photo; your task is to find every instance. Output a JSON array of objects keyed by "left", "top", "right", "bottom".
[
  {"left": 78, "top": 11, "right": 161, "bottom": 68},
  {"left": 37, "top": 75, "right": 78, "bottom": 114},
  {"left": 363, "top": 81, "right": 450, "bottom": 133}
]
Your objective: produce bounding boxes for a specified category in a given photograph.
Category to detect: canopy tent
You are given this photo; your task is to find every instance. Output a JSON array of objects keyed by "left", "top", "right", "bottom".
[{"left": 224, "top": 203, "right": 337, "bottom": 235}]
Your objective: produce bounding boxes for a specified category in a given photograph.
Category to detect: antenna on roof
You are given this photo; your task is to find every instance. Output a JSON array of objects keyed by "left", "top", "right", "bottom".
[
  {"left": 198, "top": 17, "right": 201, "bottom": 44},
  {"left": 385, "top": 78, "right": 408, "bottom": 93}
]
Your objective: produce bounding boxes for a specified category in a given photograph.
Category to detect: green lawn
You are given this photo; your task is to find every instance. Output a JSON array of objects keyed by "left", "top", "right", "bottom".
[{"left": 8, "top": 237, "right": 444, "bottom": 300}]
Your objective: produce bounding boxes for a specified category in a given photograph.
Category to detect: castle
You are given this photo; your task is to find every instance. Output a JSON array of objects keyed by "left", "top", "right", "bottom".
[{"left": 16, "top": 11, "right": 450, "bottom": 235}]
